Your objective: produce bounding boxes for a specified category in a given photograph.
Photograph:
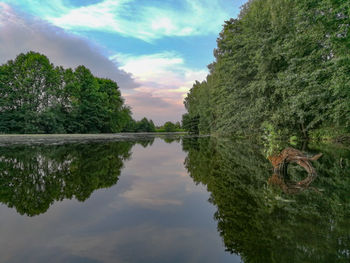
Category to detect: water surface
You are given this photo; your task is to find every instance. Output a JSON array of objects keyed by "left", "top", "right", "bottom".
[{"left": 0, "top": 135, "right": 349, "bottom": 262}]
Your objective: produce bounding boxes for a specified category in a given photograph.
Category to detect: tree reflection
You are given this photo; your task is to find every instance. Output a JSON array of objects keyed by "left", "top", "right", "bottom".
[
  {"left": 182, "top": 137, "right": 350, "bottom": 263},
  {"left": 0, "top": 139, "right": 154, "bottom": 216},
  {"left": 159, "top": 135, "right": 182, "bottom": 144},
  {"left": 267, "top": 147, "right": 322, "bottom": 194}
]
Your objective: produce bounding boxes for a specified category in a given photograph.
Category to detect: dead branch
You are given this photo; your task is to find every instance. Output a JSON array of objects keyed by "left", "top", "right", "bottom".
[{"left": 268, "top": 148, "right": 322, "bottom": 194}]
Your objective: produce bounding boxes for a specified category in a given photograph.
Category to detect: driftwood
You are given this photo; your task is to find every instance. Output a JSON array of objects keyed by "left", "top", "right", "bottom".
[{"left": 268, "top": 148, "right": 322, "bottom": 194}]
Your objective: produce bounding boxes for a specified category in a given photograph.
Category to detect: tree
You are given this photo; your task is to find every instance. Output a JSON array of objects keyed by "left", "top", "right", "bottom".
[
  {"left": 183, "top": 0, "right": 350, "bottom": 139},
  {"left": 0, "top": 52, "right": 59, "bottom": 133},
  {"left": 0, "top": 52, "right": 137, "bottom": 134},
  {"left": 134, "top": 118, "right": 156, "bottom": 132},
  {"left": 163, "top": 121, "right": 177, "bottom": 132},
  {"left": 96, "top": 78, "right": 124, "bottom": 132},
  {"left": 182, "top": 113, "right": 199, "bottom": 134}
]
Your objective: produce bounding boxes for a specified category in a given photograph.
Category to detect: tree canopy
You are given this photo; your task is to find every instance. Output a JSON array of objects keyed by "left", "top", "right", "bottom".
[
  {"left": 0, "top": 52, "right": 156, "bottom": 134},
  {"left": 183, "top": 0, "right": 350, "bottom": 139}
]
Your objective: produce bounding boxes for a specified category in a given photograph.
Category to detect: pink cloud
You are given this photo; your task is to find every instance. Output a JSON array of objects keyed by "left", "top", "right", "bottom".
[{"left": 113, "top": 52, "right": 207, "bottom": 125}]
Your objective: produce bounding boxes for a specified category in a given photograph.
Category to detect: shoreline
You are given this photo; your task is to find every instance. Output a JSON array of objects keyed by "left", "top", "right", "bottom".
[{"left": 0, "top": 132, "right": 188, "bottom": 146}]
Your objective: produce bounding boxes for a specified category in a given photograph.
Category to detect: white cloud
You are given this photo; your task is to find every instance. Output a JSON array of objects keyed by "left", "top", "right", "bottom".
[
  {"left": 0, "top": 2, "right": 138, "bottom": 89},
  {"left": 111, "top": 52, "right": 207, "bottom": 124},
  {"left": 0, "top": 1, "right": 212, "bottom": 124},
  {"left": 16, "top": 0, "right": 231, "bottom": 42},
  {"left": 117, "top": 141, "right": 203, "bottom": 209},
  {"left": 114, "top": 52, "right": 184, "bottom": 84},
  {"left": 112, "top": 52, "right": 207, "bottom": 94}
]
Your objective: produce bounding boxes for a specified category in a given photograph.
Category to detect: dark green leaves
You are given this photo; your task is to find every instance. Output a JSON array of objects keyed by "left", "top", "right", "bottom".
[
  {"left": 183, "top": 0, "right": 350, "bottom": 138},
  {"left": 0, "top": 52, "right": 134, "bottom": 134}
]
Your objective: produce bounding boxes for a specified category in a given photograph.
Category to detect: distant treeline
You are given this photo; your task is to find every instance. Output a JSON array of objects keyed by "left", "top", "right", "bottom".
[
  {"left": 183, "top": 0, "right": 350, "bottom": 139},
  {"left": 0, "top": 52, "right": 156, "bottom": 133},
  {"left": 156, "top": 121, "right": 182, "bottom": 132}
]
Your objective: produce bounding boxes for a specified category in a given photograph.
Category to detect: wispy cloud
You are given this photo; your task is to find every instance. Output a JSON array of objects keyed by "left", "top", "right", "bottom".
[
  {"left": 0, "top": 2, "right": 208, "bottom": 124},
  {"left": 1, "top": 0, "right": 231, "bottom": 124},
  {"left": 7, "top": 0, "right": 231, "bottom": 42},
  {"left": 0, "top": 2, "right": 138, "bottom": 89},
  {"left": 111, "top": 52, "right": 207, "bottom": 123},
  {"left": 113, "top": 52, "right": 207, "bottom": 98}
]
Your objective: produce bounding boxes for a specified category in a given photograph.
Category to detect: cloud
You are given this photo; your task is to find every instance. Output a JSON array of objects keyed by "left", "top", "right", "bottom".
[
  {"left": 117, "top": 140, "right": 199, "bottom": 209},
  {"left": 124, "top": 92, "right": 186, "bottom": 125},
  {"left": 112, "top": 52, "right": 208, "bottom": 124},
  {"left": 0, "top": 2, "right": 211, "bottom": 124},
  {"left": 115, "top": 52, "right": 185, "bottom": 84},
  {"left": 8, "top": 0, "right": 231, "bottom": 42},
  {"left": 125, "top": 92, "right": 172, "bottom": 109},
  {"left": 113, "top": 52, "right": 208, "bottom": 99},
  {"left": 121, "top": 179, "right": 183, "bottom": 207},
  {"left": 0, "top": 2, "right": 138, "bottom": 89}
]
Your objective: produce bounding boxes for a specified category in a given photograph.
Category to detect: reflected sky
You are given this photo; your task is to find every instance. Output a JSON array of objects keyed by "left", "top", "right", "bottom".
[
  {"left": 0, "top": 138, "right": 241, "bottom": 263},
  {"left": 182, "top": 137, "right": 350, "bottom": 263}
]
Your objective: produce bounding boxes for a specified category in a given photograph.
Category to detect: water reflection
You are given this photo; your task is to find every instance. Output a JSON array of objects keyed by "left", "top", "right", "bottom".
[
  {"left": 182, "top": 137, "right": 350, "bottom": 263},
  {"left": 267, "top": 147, "right": 322, "bottom": 194},
  {"left": 0, "top": 137, "right": 238, "bottom": 263},
  {"left": 0, "top": 139, "right": 154, "bottom": 216},
  {"left": 0, "top": 136, "right": 348, "bottom": 263}
]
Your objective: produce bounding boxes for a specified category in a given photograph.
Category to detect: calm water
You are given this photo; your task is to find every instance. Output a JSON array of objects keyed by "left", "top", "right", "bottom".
[{"left": 0, "top": 135, "right": 349, "bottom": 263}]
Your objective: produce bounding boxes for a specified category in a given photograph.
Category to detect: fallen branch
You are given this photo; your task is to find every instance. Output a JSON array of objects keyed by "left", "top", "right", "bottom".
[{"left": 268, "top": 148, "right": 322, "bottom": 194}]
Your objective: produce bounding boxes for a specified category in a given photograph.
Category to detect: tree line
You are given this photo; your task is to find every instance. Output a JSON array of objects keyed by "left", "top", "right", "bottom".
[
  {"left": 183, "top": 0, "right": 350, "bottom": 139},
  {"left": 0, "top": 52, "right": 156, "bottom": 133}
]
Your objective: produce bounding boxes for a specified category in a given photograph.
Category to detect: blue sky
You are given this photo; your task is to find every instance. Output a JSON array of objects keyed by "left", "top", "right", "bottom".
[{"left": 0, "top": 0, "right": 247, "bottom": 124}]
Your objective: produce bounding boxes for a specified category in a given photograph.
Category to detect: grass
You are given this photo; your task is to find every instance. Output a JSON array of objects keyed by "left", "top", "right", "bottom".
[{"left": 155, "top": 128, "right": 186, "bottom": 132}]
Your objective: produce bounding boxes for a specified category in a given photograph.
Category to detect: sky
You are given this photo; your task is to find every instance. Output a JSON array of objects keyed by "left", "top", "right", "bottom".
[{"left": 0, "top": 0, "right": 247, "bottom": 125}]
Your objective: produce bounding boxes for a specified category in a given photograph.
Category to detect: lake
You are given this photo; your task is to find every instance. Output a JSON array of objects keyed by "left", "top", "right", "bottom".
[{"left": 0, "top": 134, "right": 349, "bottom": 263}]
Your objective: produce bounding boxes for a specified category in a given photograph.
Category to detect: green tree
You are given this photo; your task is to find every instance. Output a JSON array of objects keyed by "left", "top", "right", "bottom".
[
  {"left": 0, "top": 52, "right": 60, "bottom": 133},
  {"left": 96, "top": 78, "right": 125, "bottom": 132},
  {"left": 0, "top": 52, "right": 137, "bottom": 134},
  {"left": 183, "top": 0, "right": 350, "bottom": 139},
  {"left": 163, "top": 121, "right": 177, "bottom": 132},
  {"left": 182, "top": 113, "right": 199, "bottom": 134},
  {"left": 134, "top": 117, "right": 156, "bottom": 132},
  {"left": 67, "top": 65, "right": 105, "bottom": 133}
]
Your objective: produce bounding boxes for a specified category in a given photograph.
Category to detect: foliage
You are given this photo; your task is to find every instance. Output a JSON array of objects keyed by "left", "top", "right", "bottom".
[
  {"left": 156, "top": 121, "right": 183, "bottom": 132},
  {"left": 0, "top": 142, "right": 131, "bottom": 215},
  {"left": 122, "top": 117, "right": 156, "bottom": 132},
  {"left": 0, "top": 138, "right": 155, "bottom": 216},
  {"left": 163, "top": 121, "right": 177, "bottom": 132},
  {"left": 182, "top": 136, "right": 350, "bottom": 262},
  {"left": 0, "top": 52, "right": 156, "bottom": 134},
  {"left": 183, "top": 0, "right": 350, "bottom": 139},
  {"left": 182, "top": 113, "right": 199, "bottom": 134}
]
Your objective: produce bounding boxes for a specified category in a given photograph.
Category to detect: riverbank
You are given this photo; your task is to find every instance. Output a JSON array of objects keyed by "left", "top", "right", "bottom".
[{"left": 0, "top": 132, "right": 188, "bottom": 146}]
